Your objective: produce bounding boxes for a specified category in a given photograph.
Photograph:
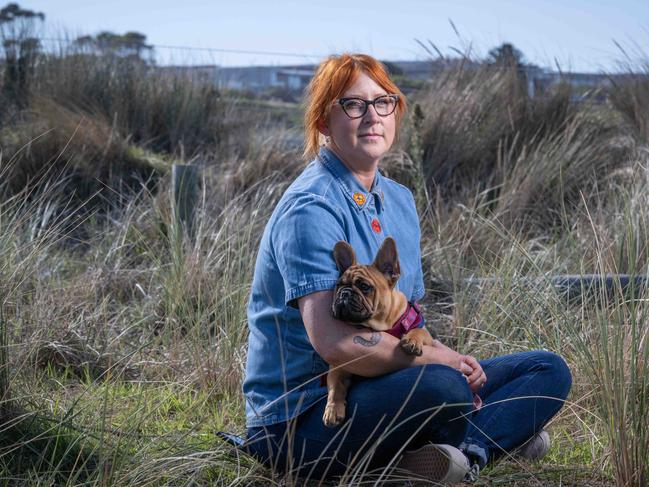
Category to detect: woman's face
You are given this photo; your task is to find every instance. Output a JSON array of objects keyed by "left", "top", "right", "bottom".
[{"left": 323, "top": 71, "right": 396, "bottom": 168}]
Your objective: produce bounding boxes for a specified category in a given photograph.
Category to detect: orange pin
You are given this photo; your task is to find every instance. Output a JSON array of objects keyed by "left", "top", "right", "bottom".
[{"left": 353, "top": 192, "right": 366, "bottom": 206}]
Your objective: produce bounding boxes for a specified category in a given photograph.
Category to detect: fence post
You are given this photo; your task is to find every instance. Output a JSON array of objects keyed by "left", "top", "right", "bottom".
[{"left": 171, "top": 164, "right": 198, "bottom": 241}]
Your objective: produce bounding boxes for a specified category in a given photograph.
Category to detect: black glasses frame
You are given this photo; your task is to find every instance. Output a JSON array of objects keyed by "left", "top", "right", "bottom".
[{"left": 336, "top": 94, "right": 399, "bottom": 119}]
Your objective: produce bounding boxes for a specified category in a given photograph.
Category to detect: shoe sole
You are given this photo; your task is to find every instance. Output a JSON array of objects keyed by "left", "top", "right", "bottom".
[{"left": 396, "top": 443, "right": 469, "bottom": 484}]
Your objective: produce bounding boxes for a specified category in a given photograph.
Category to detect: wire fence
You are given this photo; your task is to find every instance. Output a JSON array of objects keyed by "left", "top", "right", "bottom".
[
  {"left": 34, "top": 36, "right": 331, "bottom": 67},
  {"left": 98, "top": 42, "right": 322, "bottom": 60}
]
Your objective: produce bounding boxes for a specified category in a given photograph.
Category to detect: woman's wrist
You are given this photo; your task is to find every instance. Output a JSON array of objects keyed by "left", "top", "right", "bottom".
[{"left": 419, "top": 343, "right": 463, "bottom": 370}]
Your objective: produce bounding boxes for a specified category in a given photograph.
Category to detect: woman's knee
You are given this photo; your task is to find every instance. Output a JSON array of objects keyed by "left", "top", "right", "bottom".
[
  {"left": 376, "top": 365, "right": 472, "bottom": 447},
  {"left": 408, "top": 364, "right": 474, "bottom": 410},
  {"left": 528, "top": 350, "right": 572, "bottom": 398}
]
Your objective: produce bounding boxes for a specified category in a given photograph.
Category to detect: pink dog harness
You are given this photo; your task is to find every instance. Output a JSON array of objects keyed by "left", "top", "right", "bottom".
[{"left": 386, "top": 301, "right": 425, "bottom": 338}]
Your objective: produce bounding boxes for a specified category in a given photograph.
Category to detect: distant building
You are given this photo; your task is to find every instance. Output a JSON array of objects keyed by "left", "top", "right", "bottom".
[
  {"left": 210, "top": 64, "right": 314, "bottom": 93},
  {"left": 159, "top": 60, "right": 441, "bottom": 94},
  {"left": 273, "top": 68, "right": 315, "bottom": 91},
  {"left": 162, "top": 59, "right": 476, "bottom": 94},
  {"left": 159, "top": 61, "right": 630, "bottom": 103},
  {"left": 522, "top": 66, "right": 615, "bottom": 101}
]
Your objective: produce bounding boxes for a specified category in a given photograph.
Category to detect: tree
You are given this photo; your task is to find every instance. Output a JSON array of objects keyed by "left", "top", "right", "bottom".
[
  {"left": 0, "top": 2, "right": 43, "bottom": 22},
  {"left": 487, "top": 43, "right": 525, "bottom": 69},
  {"left": 73, "top": 31, "right": 154, "bottom": 64},
  {"left": 0, "top": 2, "right": 44, "bottom": 106},
  {"left": 486, "top": 42, "right": 536, "bottom": 100},
  {"left": 381, "top": 60, "right": 404, "bottom": 76}
]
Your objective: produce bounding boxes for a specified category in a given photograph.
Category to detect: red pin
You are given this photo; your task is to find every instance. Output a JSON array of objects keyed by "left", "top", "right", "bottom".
[{"left": 371, "top": 219, "right": 381, "bottom": 233}]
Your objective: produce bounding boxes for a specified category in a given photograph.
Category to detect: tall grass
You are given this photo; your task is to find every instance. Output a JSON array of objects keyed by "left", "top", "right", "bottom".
[
  {"left": 32, "top": 52, "right": 224, "bottom": 155},
  {"left": 0, "top": 35, "right": 296, "bottom": 229},
  {"left": 1, "top": 45, "right": 649, "bottom": 485},
  {"left": 608, "top": 55, "right": 649, "bottom": 144}
]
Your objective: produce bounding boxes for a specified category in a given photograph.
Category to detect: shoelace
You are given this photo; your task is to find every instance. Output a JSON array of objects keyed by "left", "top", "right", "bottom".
[{"left": 463, "top": 463, "right": 481, "bottom": 483}]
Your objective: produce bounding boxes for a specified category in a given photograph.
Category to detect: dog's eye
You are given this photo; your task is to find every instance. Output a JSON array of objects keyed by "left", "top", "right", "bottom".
[{"left": 356, "top": 280, "right": 372, "bottom": 293}]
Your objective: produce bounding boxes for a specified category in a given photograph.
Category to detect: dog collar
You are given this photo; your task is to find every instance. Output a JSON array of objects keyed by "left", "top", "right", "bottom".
[{"left": 386, "top": 301, "right": 424, "bottom": 339}]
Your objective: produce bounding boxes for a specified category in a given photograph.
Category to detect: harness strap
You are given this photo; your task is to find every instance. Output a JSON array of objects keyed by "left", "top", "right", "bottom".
[{"left": 386, "top": 301, "right": 424, "bottom": 339}]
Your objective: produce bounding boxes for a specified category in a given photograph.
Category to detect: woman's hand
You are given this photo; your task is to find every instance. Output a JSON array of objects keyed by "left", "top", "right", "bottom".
[
  {"left": 460, "top": 354, "right": 487, "bottom": 392},
  {"left": 425, "top": 339, "right": 470, "bottom": 372},
  {"left": 428, "top": 340, "right": 487, "bottom": 391}
]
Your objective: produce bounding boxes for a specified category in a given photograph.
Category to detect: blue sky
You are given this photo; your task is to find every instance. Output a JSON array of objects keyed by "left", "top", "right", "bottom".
[{"left": 25, "top": 0, "right": 649, "bottom": 72}]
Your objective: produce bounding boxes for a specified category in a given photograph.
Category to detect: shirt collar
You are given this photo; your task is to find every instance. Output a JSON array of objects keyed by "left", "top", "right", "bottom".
[{"left": 318, "top": 146, "right": 385, "bottom": 212}]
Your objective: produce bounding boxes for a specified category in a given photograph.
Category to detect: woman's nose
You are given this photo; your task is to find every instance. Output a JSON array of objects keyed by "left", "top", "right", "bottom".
[{"left": 363, "top": 103, "right": 381, "bottom": 122}]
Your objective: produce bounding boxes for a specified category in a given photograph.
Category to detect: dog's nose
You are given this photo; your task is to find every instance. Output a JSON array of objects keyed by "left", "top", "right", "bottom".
[
  {"left": 338, "top": 287, "right": 353, "bottom": 299},
  {"left": 336, "top": 290, "right": 353, "bottom": 310}
]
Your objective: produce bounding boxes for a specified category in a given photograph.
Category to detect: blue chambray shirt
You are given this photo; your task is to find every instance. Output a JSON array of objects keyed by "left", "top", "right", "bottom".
[{"left": 243, "top": 147, "right": 425, "bottom": 427}]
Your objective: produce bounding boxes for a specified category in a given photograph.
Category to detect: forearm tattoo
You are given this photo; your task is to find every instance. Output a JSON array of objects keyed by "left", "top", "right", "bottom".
[{"left": 353, "top": 330, "right": 382, "bottom": 347}]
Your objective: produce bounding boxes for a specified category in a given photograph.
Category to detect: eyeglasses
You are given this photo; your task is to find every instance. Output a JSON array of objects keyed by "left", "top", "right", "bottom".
[{"left": 336, "top": 94, "right": 399, "bottom": 119}]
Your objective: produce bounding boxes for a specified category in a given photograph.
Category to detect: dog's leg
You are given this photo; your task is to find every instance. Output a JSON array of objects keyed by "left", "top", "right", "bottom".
[
  {"left": 323, "top": 367, "right": 352, "bottom": 427},
  {"left": 400, "top": 328, "right": 435, "bottom": 356}
]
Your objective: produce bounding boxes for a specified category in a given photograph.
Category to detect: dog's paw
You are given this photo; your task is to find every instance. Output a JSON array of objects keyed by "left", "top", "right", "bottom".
[
  {"left": 400, "top": 337, "right": 423, "bottom": 356},
  {"left": 323, "top": 401, "right": 346, "bottom": 427}
]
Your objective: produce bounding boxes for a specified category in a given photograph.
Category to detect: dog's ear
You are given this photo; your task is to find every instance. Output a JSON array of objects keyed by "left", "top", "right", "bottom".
[
  {"left": 373, "top": 237, "right": 400, "bottom": 288},
  {"left": 333, "top": 241, "right": 357, "bottom": 274}
]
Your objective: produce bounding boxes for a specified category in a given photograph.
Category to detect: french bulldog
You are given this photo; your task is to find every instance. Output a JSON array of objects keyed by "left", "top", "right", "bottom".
[{"left": 323, "top": 237, "right": 435, "bottom": 427}]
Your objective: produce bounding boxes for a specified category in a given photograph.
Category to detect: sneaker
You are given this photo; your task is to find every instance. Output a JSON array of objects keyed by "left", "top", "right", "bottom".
[
  {"left": 517, "top": 429, "right": 551, "bottom": 460},
  {"left": 396, "top": 443, "right": 470, "bottom": 484}
]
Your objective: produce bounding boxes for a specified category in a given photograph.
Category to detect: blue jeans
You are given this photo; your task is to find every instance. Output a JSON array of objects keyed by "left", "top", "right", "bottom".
[{"left": 246, "top": 350, "right": 572, "bottom": 480}]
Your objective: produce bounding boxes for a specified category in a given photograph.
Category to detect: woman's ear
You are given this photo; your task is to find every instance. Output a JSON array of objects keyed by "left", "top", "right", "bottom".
[{"left": 317, "top": 119, "right": 330, "bottom": 136}]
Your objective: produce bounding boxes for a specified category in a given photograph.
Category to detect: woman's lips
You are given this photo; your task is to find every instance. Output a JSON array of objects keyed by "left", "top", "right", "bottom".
[{"left": 359, "top": 134, "right": 382, "bottom": 140}]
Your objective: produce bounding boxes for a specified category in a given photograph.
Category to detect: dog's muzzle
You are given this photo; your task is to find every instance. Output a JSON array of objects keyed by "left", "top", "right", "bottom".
[{"left": 332, "top": 287, "right": 371, "bottom": 322}]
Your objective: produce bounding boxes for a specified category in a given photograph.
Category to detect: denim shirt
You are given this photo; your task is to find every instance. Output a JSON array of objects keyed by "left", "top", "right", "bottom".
[{"left": 243, "top": 147, "right": 425, "bottom": 427}]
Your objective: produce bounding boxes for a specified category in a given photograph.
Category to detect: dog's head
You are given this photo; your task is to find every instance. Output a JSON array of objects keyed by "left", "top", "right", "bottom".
[{"left": 331, "top": 237, "right": 403, "bottom": 329}]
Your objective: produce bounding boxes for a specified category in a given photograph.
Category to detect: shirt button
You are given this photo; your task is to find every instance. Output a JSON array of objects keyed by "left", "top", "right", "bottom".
[{"left": 371, "top": 219, "right": 381, "bottom": 233}]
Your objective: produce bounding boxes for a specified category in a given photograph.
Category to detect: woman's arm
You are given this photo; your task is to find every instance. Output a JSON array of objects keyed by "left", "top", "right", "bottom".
[{"left": 299, "top": 290, "right": 472, "bottom": 377}]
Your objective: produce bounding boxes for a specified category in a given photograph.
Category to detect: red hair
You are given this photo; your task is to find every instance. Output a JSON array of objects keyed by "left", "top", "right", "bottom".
[{"left": 303, "top": 53, "right": 407, "bottom": 160}]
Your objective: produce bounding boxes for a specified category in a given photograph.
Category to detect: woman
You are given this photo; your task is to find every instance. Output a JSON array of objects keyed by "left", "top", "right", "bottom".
[{"left": 242, "top": 53, "right": 572, "bottom": 484}]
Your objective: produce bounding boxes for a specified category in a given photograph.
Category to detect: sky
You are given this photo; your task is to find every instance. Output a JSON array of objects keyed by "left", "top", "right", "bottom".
[{"left": 23, "top": 0, "right": 649, "bottom": 73}]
